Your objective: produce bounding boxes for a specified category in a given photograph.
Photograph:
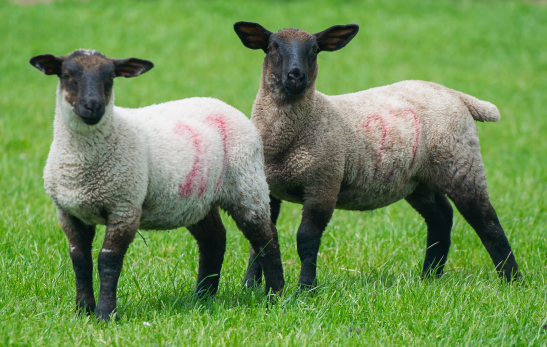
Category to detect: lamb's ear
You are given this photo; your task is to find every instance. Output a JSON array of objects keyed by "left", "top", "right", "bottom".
[
  {"left": 29, "top": 54, "right": 65, "bottom": 76},
  {"left": 313, "top": 24, "right": 359, "bottom": 52},
  {"left": 234, "top": 21, "right": 272, "bottom": 53},
  {"left": 111, "top": 58, "right": 154, "bottom": 78}
]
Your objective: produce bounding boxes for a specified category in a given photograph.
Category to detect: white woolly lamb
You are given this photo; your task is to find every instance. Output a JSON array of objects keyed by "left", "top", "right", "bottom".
[{"left": 30, "top": 49, "right": 284, "bottom": 321}]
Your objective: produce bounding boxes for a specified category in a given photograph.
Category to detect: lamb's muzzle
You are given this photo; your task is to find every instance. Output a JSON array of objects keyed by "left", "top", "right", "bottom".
[
  {"left": 30, "top": 49, "right": 285, "bottom": 321},
  {"left": 234, "top": 21, "right": 520, "bottom": 290}
]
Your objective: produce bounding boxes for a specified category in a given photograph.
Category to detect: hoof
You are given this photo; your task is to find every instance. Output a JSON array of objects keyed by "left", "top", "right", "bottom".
[
  {"left": 501, "top": 269, "right": 522, "bottom": 284},
  {"left": 194, "top": 287, "right": 217, "bottom": 300},
  {"left": 94, "top": 311, "right": 120, "bottom": 323},
  {"left": 297, "top": 277, "right": 317, "bottom": 293},
  {"left": 264, "top": 281, "right": 284, "bottom": 296},
  {"left": 245, "top": 277, "right": 262, "bottom": 288},
  {"left": 421, "top": 270, "right": 444, "bottom": 281},
  {"left": 76, "top": 302, "right": 96, "bottom": 317},
  {"left": 95, "top": 302, "right": 116, "bottom": 323},
  {"left": 75, "top": 296, "right": 96, "bottom": 317}
]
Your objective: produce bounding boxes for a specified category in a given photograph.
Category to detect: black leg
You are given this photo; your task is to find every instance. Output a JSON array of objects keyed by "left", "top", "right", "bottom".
[
  {"left": 245, "top": 246, "right": 263, "bottom": 288},
  {"left": 245, "top": 195, "right": 281, "bottom": 288},
  {"left": 229, "top": 209, "right": 284, "bottom": 294},
  {"left": 95, "top": 212, "right": 139, "bottom": 321},
  {"left": 245, "top": 220, "right": 284, "bottom": 295},
  {"left": 428, "top": 144, "right": 520, "bottom": 281},
  {"left": 270, "top": 195, "right": 282, "bottom": 225},
  {"left": 405, "top": 185, "right": 453, "bottom": 279},
  {"left": 297, "top": 196, "right": 336, "bottom": 290},
  {"left": 448, "top": 191, "right": 520, "bottom": 282},
  {"left": 58, "top": 210, "right": 96, "bottom": 315},
  {"left": 186, "top": 207, "right": 227, "bottom": 297}
]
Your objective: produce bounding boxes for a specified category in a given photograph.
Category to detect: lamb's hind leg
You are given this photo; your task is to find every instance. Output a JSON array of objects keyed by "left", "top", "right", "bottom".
[
  {"left": 444, "top": 158, "right": 520, "bottom": 282},
  {"left": 405, "top": 185, "right": 453, "bottom": 279},
  {"left": 186, "top": 207, "right": 227, "bottom": 297},
  {"left": 448, "top": 191, "right": 519, "bottom": 282},
  {"left": 58, "top": 210, "right": 96, "bottom": 315},
  {"left": 226, "top": 204, "right": 284, "bottom": 295},
  {"left": 245, "top": 195, "right": 281, "bottom": 288}
]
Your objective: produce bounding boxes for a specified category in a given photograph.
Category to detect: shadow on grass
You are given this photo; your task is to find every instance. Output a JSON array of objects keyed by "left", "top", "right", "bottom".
[
  {"left": 114, "top": 279, "right": 277, "bottom": 322},
  {"left": 107, "top": 261, "right": 535, "bottom": 324}
]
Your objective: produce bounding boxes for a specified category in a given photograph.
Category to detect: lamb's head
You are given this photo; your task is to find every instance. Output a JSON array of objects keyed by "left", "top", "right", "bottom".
[
  {"left": 234, "top": 22, "right": 359, "bottom": 97},
  {"left": 30, "top": 49, "right": 154, "bottom": 125}
]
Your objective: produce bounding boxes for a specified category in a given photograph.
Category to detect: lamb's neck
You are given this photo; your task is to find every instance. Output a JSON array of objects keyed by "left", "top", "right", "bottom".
[
  {"left": 251, "top": 76, "right": 317, "bottom": 155},
  {"left": 53, "top": 84, "right": 118, "bottom": 155}
]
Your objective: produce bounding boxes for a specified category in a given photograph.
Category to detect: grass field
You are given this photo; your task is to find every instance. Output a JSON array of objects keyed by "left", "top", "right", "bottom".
[{"left": 1, "top": 0, "right": 547, "bottom": 345}]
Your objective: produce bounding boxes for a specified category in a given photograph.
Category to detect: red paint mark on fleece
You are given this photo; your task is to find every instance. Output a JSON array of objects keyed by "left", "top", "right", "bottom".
[
  {"left": 174, "top": 122, "right": 208, "bottom": 198},
  {"left": 206, "top": 114, "right": 229, "bottom": 191},
  {"left": 405, "top": 109, "right": 421, "bottom": 171},
  {"left": 363, "top": 114, "right": 389, "bottom": 175}
]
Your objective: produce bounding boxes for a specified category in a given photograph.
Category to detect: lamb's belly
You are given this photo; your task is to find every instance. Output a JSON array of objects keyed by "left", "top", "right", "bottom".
[
  {"left": 269, "top": 179, "right": 418, "bottom": 211},
  {"left": 139, "top": 195, "right": 212, "bottom": 230},
  {"left": 66, "top": 203, "right": 108, "bottom": 225},
  {"left": 336, "top": 181, "right": 418, "bottom": 211},
  {"left": 270, "top": 185, "right": 304, "bottom": 205}
]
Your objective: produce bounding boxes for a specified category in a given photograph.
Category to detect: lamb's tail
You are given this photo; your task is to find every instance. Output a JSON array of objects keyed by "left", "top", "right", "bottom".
[{"left": 455, "top": 91, "right": 500, "bottom": 122}]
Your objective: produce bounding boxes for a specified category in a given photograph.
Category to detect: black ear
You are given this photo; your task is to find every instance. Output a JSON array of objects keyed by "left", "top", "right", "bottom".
[
  {"left": 313, "top": 24, "right": 359, "bottom": 52},
  {"left": 29, "top": 54, "right": 65, "bottom": 76},
  {"left": 234, "top": 21, "right": 272, "bottom": 53},
  {"left": 111, "top": 58, "right": 154, "bottom": 78}
]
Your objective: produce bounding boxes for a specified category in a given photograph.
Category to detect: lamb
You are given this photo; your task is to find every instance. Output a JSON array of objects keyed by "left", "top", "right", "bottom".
[
  {"left": 233, "top": 22, "right": 520, "bottom": 290},
  {"left": 29, "top": 49, "right": 284, "bottom": 321}
]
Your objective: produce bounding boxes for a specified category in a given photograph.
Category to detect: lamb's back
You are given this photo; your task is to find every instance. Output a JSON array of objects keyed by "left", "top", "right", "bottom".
[{"left": 330, "top": 80, "right": 473, "bottom": 136}]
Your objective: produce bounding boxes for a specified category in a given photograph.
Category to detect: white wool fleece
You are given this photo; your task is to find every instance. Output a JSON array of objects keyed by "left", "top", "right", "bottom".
[{"left": 44, "top": 83, "right": 271, "bottom": 229}]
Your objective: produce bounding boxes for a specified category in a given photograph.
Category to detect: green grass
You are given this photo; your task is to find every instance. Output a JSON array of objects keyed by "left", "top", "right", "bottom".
[{"left": 1, "top": 0, "right": 547, "bottom": 345}]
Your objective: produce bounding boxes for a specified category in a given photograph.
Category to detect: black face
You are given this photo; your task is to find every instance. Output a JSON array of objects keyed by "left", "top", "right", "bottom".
[
  {"left": 267, "top": 31, "right": 319, "bottom": 95},
  {"left": 234, "top": 22, "right": 359, "bottom": 97},
  {"left": 61, "top": 52, "right": 114, "bottom": 124},
  {"left": 30, "top": 50, "right": 154, "bottom": 126}
]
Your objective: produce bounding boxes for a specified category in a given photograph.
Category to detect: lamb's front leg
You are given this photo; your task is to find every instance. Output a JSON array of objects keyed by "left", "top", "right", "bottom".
[
  {"left": 58, "top": 210, "right": 96, "bottom": 315},
  {"left": 95, "top": 212, "right": 140, "bottom": 322},
  {"left": 297, "top": 189, "right": 338, "bottom": 290}
]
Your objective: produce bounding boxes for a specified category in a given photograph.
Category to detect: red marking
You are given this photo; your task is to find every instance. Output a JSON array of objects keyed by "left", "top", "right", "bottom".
[
  {"left": 363, "top": 114, "right": 389, "bottom": 176},
  {"left": 405, "top": 109, "right": 421, "bottom": 171},
  {"left": 174, "top": 122, "right": 207, "bottom": 197},
  {"left": 206, "top": 114, "right": 229, "bottom": 190}
]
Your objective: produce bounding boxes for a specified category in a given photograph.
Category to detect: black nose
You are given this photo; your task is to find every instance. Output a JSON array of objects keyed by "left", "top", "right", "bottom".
[
  {"left": 84, "top": 100, "right": 102, "bottom": 115},
  {"left": 77, "top": 99, "right": 105, "bottom": 125},
  {"left": 287, "top": 68, "right": 305, "bottom": 84}
]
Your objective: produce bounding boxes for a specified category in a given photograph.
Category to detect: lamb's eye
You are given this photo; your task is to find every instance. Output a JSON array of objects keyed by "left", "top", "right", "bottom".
[
  {"left": 62, "top": 74, "right": 70, "bottom": 79},
  {"left": 313, "top": 47, "right": 320, "bottom": 54},
  {"left": 268, "top": 46, "right": 274, "bottom": 52}
]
